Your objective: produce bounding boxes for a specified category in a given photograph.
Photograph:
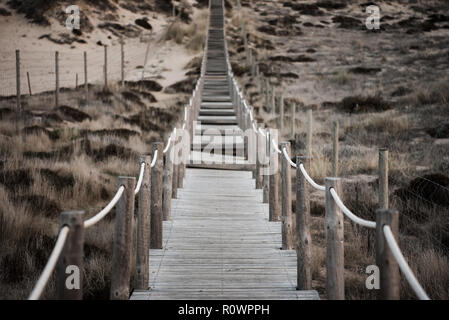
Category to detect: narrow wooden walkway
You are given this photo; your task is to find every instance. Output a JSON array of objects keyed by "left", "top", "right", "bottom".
[{"left": 131, "top": 169, "right": 318, "bottom": 300}]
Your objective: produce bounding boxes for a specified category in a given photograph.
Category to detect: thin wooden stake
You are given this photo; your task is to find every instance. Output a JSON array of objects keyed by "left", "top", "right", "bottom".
[
  {"left": 281, "top": 141, "right": 294, "bottom": 250},
  {"left": 163, "top": 140, "right": 174, "bottom": 220},
  {"left": 332, "top": 120, "right": 339, "bottom": 177},
  {"left": 269, "top": 129, "right": 280, "bottom": 221},
  {"left": 150, "top": 142, "right": 164, "bottom": 249},
  {"left": 306, "top": 109, "right": 313, "bottom": 157},
  {"left": 379, "top": 148, "right": 389, "bottom": 209},
  {"left": 55, "top": 51, "right": 59, "bottom": 108}
]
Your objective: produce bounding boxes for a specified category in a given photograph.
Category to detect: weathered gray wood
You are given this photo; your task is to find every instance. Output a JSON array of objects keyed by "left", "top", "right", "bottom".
[
  {"left": 306, "top": 109, "right": 312, "bottom": 157},
  {"left": 120, "top": 37, "right": 125, "bottom": 87},
  {"left": 172, "top": 129, "right": 179, "bottom": 199},
  {"left": 269, "top": 129, "right": 280, "bottom": 221},
  {"left": 57, "top": 210, "right": 84, "bottom": 300},
  {"left": 55, "top": 51, "right": 59, "bottom": 108},
  {"left": 376, "top": 208, "right": 399, "bottom": 300},
  {"left": 130, "top": 168, "right": 319, "bottom": 300},
  {"left": 296, "top": 156, "right": 312, "bottom": 290},
  {"left": 262, "top": 128, "right": 270, "bottom": 204},
  {"left": 103, "top": 45, "right": 108, "bottom": 91},
  {"left": 111, "top": 176, "right": 136, "bottom": 300},
  {"left": 332, "top": 120, "right": 339, "bottom": 177},
  {"left": 325, "top": 178, "right": 344, "bottom": 300},
  {"left": 16, "top": 49, "right": 21, "bottom": 117},
  {"left": 163, "top": 141, "right": 174, "bottom": 221},
  {"left": 27, "top": 71, "right": 32, "bottom": 96},
  {"left": 136, "top": 156, "right": 151, "bottom": 290},
  {"left": 379, "top": 148, "right": 388, "bottom": 209},
  {"left": 83, "top": 51, "right": 88, "bottom": 106},
  {"left": 291, "top": 103, "right": 295, "bottom": 139},
  {"left": 151, "top": 142, "right": 164, "bottom": 249},
  {"left": 271, "top": 87, "right": 275, "bottom": 115},
  {"left": 281, "top": 142, "right": 294, "bottom": 250},
  {"left": 279, "top": 93, "right": 284, "bottom": 131},
  {"left": 255, "top": 124, "right": 264, "bottom": 189}
]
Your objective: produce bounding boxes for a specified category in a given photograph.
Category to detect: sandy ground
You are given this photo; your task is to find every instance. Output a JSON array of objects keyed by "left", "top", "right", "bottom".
[{"left": 0, "top": 0, "right": 198, "bottom": 97}]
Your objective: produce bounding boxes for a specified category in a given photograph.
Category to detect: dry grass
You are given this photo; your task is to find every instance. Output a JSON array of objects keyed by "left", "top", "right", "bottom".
[{"left": 0, "top": 79, "right": 184, "bottom": 299}]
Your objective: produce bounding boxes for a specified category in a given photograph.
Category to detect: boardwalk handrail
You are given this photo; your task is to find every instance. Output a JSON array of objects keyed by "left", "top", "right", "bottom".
[
  {"left": 225, "top": 6, "right": 430, "bottom": 298},
  {"left": 27, "top": 0, "right": 211, "bottom": 299},
  {"left": 383, "top": 225, "right": 430, "bottom": 300}
]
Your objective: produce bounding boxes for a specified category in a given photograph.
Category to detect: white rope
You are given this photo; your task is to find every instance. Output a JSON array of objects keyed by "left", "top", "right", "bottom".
[
  {"left": 251, "top": 121, "right": 258, "bottom": 133},
  {"left": 383, "top": 225, "right": 430, "bottom": 300},
  {"left": 184, "top": 106, "right": 187, "bottom": 121},
  {"left": 28, "top": 226, "right": 70, "bottom": 300},
  {"left": 182, "top": 122, "right": 186, "bottom": 130},
  {"left": 134, "top": 163, "right": 146, "bottom": 195},
  {"left": 282, "top": 146, "right": 297, "bottom": 168},
  {"left": 329, "top": 188, "right": 376, "bottom": 229},
  {"left": 163, "top": 135, "right": 172, "bottom": 154},
  {"left": 150, "top": 150, "right": 158, "bottom": 167},
  {"left": 271, "top": 139, "right": 282, "bottom": 154},
  {"left": 84, "top": 186, "right": 125, "bottom": 228},
  {"left": 258, "top": 127, "right": 266, "bottom": 137},
  {"left": 298, "top": 163, "right": 326, "bottom": 191}
]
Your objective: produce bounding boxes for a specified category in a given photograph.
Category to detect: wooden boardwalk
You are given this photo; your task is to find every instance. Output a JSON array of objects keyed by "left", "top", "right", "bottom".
[
  {"left": 131, "top": 169, "right": 318, "bottom": 300},
  {"left": 130, "top": 0, "right": 319, "bottom": 300}
]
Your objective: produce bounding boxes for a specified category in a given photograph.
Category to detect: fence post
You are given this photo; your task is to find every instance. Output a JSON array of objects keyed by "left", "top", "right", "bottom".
[
  {"left": 55, "top": 51, "right": 59, "bottom": 108},
  {"left": 269, "top": 129, "right": 280, "bottom": 221},
  {"left": 291, "top": 103, "right": 295, "bottom": 139},
  {"left": 135, "top": 155, "right": 151, "bottom": 290},
  {"left": 256, "top": 124, "right": 264, "bottom": 189},
  {"left": 163, "top": 139, "right": 174, "bottom": 220},
  {"left": 104, "top": 45, "right": 108, "bottom": 91},
  {"left": 262, "top": 128, "right": 270, "bottom": 203},
  {"left": 281, "top": 141, "right": 294, "bottom": 250},
  {"left": 325, "top": 177, "right": 344, "bottom": 300},
  {"left": 16, "top": 49, "right": 21, "bottom": 117},
  {"left": 172, "top": 129, "right": 179, "bottom": 199},
  {"left": 75, "top": 73, "right": 78, "bottom": 89},
  {"left": 110, "top": 176, "right": 136, "bottom": 300},
  {"left": 57, "top": 210, "right": 84, "bottom": 300},
  {"left": 150, "top": 142, "right": 164, "bottom": 249},
  {"left": 84, "top": 51, "right": 88, "bottom": 106},
  {"left": 375, "top": 208, "right": 400, "bottom": 300},
  {"left": 178, "top": 129, "right": 186, "bottom": 188},
  {"left": 379, "top": 149, "right": 388, "bottom": 209},
  {"left": 280, "top": 93, "right": 284, "bottom": 131},
  {"left": 306, "top": 109, "right": 312, "bottom": 157},
  {"left": 332, "top": 120, "right": 339, "bottom": 177},
  {"left": 27, "top": 72, "right": 32, "bottom": 96},
  {"left": 120, "top": 37, "right": 125, "bottom": 87},
  {"left": 265, "top": 79, "right": 269, "bottom": 111},
  {"left": 296, "top": 156, "right": 312, "bottom": 290}
]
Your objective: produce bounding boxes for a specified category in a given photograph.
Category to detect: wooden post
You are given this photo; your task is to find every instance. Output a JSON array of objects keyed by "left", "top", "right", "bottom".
[
  {"left": 296, "top": 156, "right": 312, "bottom": 290},
  {"left": 16, "top": 49, "right": 21, "bottom": 116},
  {"left": 325, "top": 177, "right": 344, "bottom": 300},
  {"left": 256, "top": 125, "right": 264, "bottom": 189},
  {"left": 110, "top": 176, "right": 136, "bottom": 300},
  {"left": 291, "top": 103, "right": 295, "bottom": 139},
  {"left": 375, "top": 208, "right": 400, "bottom": 300},
  {"left": 75, "top": 73, "right": 78, "bottom": 89},
  {"left": 104, "top": 45, "right": 108, "bottom": 91},
  {"left": 265, "top": 79, "right": 269, "bottom": 111},
  {"left": 279, "top": 93, "right": 284, "bottom": 131},
  {"left": 150, "top": 142, "right": 164, "bottom": 249},
  {"left": 84, "top": 51, "right": 88, "bottom": 106},
  {"left": 262, "top": 128, "right": 270, "bottom": 203},
  {"left": 281, "top": 141, "right": 294, "bottom": 250},
  {"left": 271, "top": 88, "right": 275, "bottom": 115},
  {"left": 55, "top": 51, "right": 59, "bottom": 108},
  {"left": 57, "top": 210, "right": 84, "bottom": 300},
  {"left": 178, "top": 130, "right": 186, "bottom": 188},
  {"left": 332, "top": 120, "right": 339, "bottom": 177},
  {"left": 172, "top": 129, "right": 179, "bottom": 199},
  {"left": 135, "top": 156, "right": 151, "bottom": 290},
  {"left": 27, "top": 72, "right": 32, "bottom": 96},
  {"left": 120, "top": 37, "right": 125, "bottom": 87},
  {"left": 269, "top": 129, "right": 280, "bottom": 221},
  {"left": 306, "top": 109, "right": 312, "bottom": 157},
  {"left": 379, "top": 149, "right": 388, "bottom": 209},
  {"left": 163, "top": 139, "right": 174, "bottom": 221}
]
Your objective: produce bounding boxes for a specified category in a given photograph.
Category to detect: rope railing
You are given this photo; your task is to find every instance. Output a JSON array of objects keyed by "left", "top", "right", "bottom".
[
  {"left": 329, "top": 188, "right": 376, "bottom": 229},
  {"left": 226, "top": 17, "right": 430, "bottom": 300},
  {"left": 28, "top": 226, "right": 70, "bottom": 300},
  {"left": 383, "top": 225, "right": 430, "bottom": 300},
  {"left": 84, "top": 186, "right": 125, "bottom": 229}
]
